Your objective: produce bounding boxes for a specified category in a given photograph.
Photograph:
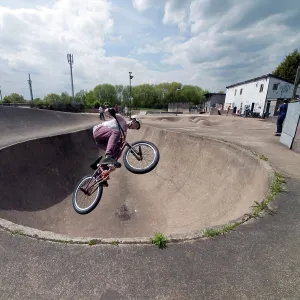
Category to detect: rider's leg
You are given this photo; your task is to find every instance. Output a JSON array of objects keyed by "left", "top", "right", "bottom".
[
  {"left": 275, "top": 115, "right": 285, "bottom": 135},
  {"left": 105, "top": 129, "right": 121, "bottom": 158},
  {"left": 94, "top": 126, "right": 121, "bottom": 167}
]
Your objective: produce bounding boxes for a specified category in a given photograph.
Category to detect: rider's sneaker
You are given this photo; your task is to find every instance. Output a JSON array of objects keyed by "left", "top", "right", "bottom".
[
  {"left": 101, "top": 155, "right": 122, "bottom": 168},
  {"left": 101, "top": 180, "right": 109, "bottom": 187}
]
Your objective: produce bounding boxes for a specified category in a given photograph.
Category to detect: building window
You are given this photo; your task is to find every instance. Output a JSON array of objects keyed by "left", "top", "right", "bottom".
[
  {"left": 273, "top": 83, "right": 279, "bottom": 90},
  {"left": 240, "top": 88, "right": 243, "bottom": 95},
  {"left": 234, "top": 89, "right": 237, "bottom": 96},
  {"left": 259, "top": 84, "right": 264, "bottom": 92}
]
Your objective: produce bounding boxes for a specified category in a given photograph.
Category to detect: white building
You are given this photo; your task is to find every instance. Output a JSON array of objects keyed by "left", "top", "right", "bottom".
[{"left": 224, "top": 74, "right": 300, "bottom": 117}]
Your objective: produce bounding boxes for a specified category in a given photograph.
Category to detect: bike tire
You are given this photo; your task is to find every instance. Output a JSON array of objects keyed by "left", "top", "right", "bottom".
[
  {"left": 123, "top": 140, "right": 160, "bottom": 174},
  {"left": 72, "top": 175, "right": 103, "bottom": 215}
]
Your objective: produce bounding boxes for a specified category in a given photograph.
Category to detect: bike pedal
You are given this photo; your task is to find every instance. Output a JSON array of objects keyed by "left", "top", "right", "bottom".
[{"left": 108, "top": 164, "right": 116, "bottom": 170}]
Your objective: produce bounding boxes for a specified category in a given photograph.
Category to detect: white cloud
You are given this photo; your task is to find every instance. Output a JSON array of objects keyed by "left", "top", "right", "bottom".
[
  {"left": 135, "top": 44, "right": 161, "bottom": 55},
  {"left": 1, "top": 0, "right": 300, "bottom": 99},
  {"left": 132, "top": 0, "right": 152, "bottom": 11},
  {"left": 131, "top": 35, "right": 185, "bottom": 55},
  {"left": 162, "top": 0, "right": 191, "bottom": 32},
  {"left": 0, "top": 0, "right": 114, "bottom": 97}
]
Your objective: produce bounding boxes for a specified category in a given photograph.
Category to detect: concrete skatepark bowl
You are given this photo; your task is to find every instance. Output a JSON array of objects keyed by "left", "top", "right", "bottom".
[{"left": 0, "top": 107, "right": 272, "bottom": 241}]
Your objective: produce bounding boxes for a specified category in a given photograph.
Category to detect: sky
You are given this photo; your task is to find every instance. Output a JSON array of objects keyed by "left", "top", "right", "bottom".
[{"left": 0, "top": 0, "right": 299, "bottom": 99}]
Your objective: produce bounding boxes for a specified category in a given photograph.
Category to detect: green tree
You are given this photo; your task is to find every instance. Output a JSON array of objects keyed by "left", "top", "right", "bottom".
[
  {"left": 93, "top": 84, "right": 117, "bottom": 105},
  {"left": 43, "top": 93, "right": 61, "bottom": 105},
  {"left": 32, "top": 97, "right": 43, "bottom": 105},
  {"left": 122, "top": 86, "right": 130, "bottom": 106},
  {"left": 272, "top": 49, "right": 300, "bottom": 82},
  {"left": 3, "top": 93, "right": 26, "bottom": 103},
  {"left": 115, "top": 85, "right": 124, "bottom": 105},
  {"left": 60, "top": 92, "right": 71, "bottom": 104},
  {"left": 74, "top": 89, "right": 86, "bottom": 104},
  {"left": 85, "top": 91, "right": 97, "bottom": 108}
]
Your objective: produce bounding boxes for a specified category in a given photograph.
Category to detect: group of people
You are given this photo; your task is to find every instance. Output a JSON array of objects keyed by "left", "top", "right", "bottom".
[{"left": 99, "top": 104, "right": 130, "bottom": 121}]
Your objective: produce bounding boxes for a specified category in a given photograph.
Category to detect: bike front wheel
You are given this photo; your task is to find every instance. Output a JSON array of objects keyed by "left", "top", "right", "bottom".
[
  {"left": 123, "top": 141, "right": 160, "bottom": 174},
  {"left": 72, "top": 175, "right": 103, "bottom": 214}
]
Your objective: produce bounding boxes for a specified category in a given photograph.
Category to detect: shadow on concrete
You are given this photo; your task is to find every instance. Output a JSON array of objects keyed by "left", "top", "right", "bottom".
[{"left": 0, "top": 128, "right": 98, "bottom": 212}]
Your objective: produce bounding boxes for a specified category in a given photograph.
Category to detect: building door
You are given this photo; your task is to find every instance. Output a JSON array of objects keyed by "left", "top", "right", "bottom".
[
  {"left": 251, "top": 102, "right": 255, "bottom": 112},
  {"left": 265, "top": 101, "right": 271, "bottom": 113}
]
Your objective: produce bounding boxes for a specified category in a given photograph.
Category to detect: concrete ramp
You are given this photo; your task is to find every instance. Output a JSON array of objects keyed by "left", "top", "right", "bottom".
[
  {"left": 0, "top": 106, "right": 100, "bottom": 148},
  {"left": 0, "top": 121, "right": 272, "bottom": 239}
]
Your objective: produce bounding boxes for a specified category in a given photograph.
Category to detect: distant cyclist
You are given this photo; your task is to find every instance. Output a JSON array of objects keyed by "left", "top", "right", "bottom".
[{"left": 92, "top": 108, "right": 141, "bottom": 168}]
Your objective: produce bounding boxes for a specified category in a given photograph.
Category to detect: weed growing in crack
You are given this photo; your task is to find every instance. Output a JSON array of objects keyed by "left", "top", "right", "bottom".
[
  {"left": 152, "top": 232, "right": 168, "bottom": 249},
  {"left": 88, "top": 239, "right": 97, "bottom": 246},
  {"left": 259, "top": 154, "right": 268, "bottom": 161},
  {"left": 203, "top": 223, "right": 240, "bottom": 237}
]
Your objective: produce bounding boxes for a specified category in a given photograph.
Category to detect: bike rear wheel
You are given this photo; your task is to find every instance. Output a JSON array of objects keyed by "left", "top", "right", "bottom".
[
  {"left": 72, "top": 175, "right": 103, "bottom": 214},
  {"left": 123, "top": 141, "right": 160, "bottom": 174}
]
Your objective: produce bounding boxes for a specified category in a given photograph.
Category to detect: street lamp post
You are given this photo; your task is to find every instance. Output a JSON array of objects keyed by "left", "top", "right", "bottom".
[
  {"left": 27, "top": 74, "right": 34, "bottom": 107},
  {"left": 67, "top": 54, "right": 75, "bottom": 105},
  {"left": 129, "top": 71, "right": 134, "bottom": 118},
  {"left": 176, "top": 87, "right": 181, "bottom": 116}
]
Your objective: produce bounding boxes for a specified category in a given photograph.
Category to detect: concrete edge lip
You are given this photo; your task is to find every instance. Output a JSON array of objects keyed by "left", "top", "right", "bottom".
[{"left": 0, "top": 128, "right": 277, "bottom": 246}]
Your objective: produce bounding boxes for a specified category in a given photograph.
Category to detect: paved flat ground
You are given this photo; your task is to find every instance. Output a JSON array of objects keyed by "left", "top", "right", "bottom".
[{"left": 1, "top": 109, "right": 300, "bottom": 299}]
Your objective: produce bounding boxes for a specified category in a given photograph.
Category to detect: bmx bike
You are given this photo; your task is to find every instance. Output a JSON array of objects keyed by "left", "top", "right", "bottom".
[{"left": 72, "top": 112, "right": 160, "bottom": 215}]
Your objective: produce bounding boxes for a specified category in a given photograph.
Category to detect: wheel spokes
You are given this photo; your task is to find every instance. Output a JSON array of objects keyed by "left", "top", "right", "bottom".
[
  {"left": 75, "top": 177, "right": 100, "bottom": 210},
  {"left": 127, "top": 144, "right": 156, "bottom": 170}
]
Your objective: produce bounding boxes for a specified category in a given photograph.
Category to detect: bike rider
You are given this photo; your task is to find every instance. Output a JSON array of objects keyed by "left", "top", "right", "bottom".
[{"left": 92, "top": 108, "right": 142, "bottom": 168}]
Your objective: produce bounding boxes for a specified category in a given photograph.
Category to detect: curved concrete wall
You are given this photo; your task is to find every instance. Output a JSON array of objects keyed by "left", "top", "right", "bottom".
[
  {"left": 0, "top": 106, "right": 99, "bottom": 148},
  {"left": 0, "top": 124, "right": 271, "bottom": 239}
]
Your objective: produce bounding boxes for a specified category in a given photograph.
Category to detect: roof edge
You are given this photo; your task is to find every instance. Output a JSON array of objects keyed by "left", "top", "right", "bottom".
[{"left": 226, "top": 74, "right": 294, "bottom": 89}]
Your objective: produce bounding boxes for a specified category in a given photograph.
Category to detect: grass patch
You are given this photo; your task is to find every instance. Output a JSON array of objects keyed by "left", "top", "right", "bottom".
[
  {"left": 152, "top": 232, "right": 168, "bottom": 249},
  {"left": 259, "top": 154, "right": 268, "bottom": 161},
  {"left": 251, "top": 172, "right": 285, "bottom": 217},
  {"left": 88, "top": 239, "right": 98, "bottom": 246},
  {"left": 203, "top": 173, "right": 285, "bottom": 238},
  {"left": 111, "top": 240, "right": 119, "bottom": 246},
  {"left": 11, "top": 230, "right": 23, "bottom": 236},
  {"left": 203, "top": 222, "right": 240, "bottom": 237}
]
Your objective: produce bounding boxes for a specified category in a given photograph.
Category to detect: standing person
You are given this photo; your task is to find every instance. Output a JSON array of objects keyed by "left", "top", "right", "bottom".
[
  {"left": 114, "top": 104, "right": 119, "bottom": 113},
  {"left": 274, "top": 99, "right": 289, "bottom": 136},
  {"left": 226, "top": 105, "right": 230, "bottom": 116},
  {"left": 99, "top": 105, "right": 105, "bottom": 120}
]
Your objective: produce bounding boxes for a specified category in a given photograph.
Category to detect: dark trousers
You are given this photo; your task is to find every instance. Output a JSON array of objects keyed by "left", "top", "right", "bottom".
[{"left": 277, "top": 115, "right": 286, "bottom": 133}]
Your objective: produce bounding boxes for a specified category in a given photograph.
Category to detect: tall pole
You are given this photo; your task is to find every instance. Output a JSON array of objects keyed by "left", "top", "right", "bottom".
[
  {"left": 129, "top": 71, "right": 134, "bottom": 118},
  {"left": 0, "top": 86, "right": 2, "bottom": 102},
  {"left": 28, "top": 74, "right": 34, "bottom": 106},
  {"left": 67, "top": 54, "right": 75, "bottom": 105},
  {"left": 176, "top": 87, "right": 181, "bottom": 116},
  {"left": 291, "top": 65, "right": 300, "bottom": 102}
]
